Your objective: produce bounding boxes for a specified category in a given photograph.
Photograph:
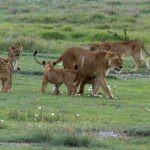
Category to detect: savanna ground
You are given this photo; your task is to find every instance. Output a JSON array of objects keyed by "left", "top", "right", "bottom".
[{"left": 0, "top": 0, "right": 150, "bottom": 149}]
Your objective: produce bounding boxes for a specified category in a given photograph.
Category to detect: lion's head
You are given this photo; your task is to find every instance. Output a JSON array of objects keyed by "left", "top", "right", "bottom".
[
  {"left": 9, "top": 46, "right": 23, "bottom": 57},
  {"left": 90, "top": 43, "right": 100, "bottom": 51},
  {"left": 90, "top": 42, "right": 111, "bottom": 51},
  {"left": 0, "top": 59, "right": 9, "bottom": 71},
  {"left": 42, "top": 60, "right": 54, "bottom": 72},
  {"left": 106, "top": 52, "right": 124, "bottom": 72}
]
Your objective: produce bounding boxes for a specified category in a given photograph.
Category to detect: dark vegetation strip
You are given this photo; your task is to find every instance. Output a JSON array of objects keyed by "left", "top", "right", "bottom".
[
  {"left": 13, "top": 70, "right": 150, "bottom": 78},
  {"left": 13, "top": 70, "right": 120, "bottom": 80},
  {"left": 124, "top": 129, "right": 150, "bottom": 137}
]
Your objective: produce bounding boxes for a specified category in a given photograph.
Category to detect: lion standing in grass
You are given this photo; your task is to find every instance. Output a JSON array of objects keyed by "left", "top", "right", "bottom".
[
  {"left": 33, "top": 51, "right": 77, "bottom": 96},
  {"left": 8, "top": 46, "right": 23, "bottom": 70},
  {"left": 53, "top": 47, "right": 124, "bottom": 98},
  {"left": 0, "top": 58, "right": 13, "bottom": 92},
  {"left": 90, "top": 39, "right": 150, "bottom": 71}
]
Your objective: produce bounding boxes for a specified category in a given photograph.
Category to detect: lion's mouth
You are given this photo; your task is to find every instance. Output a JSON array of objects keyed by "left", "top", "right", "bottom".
[{"left": 115, "top": 66, "right": 123, "bottom": 72}]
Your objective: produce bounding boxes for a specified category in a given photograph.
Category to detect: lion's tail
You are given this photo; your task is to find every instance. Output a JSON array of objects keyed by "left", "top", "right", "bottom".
[
  {"left": 142, "top": 43, "right": 150, "bottom": 56},
  {"left": 73, "top": 56, "right": 85, "bottom": 84},
  {"left": 53, "top": 56, "right": 62, "bottom": 66},
  {"left": 33, "top": 50, "right": 43, "bottom": 65}
]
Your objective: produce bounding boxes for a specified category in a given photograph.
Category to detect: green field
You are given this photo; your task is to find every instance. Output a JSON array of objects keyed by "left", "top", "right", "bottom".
[
  {"left": 0, "top": 0, "right": 150, "bottom": 53},
  {"left": 0, "top": 54, "right": 150, "bottom": 149},
  {"left": 0, "top": 0, "right": 150, "bottom": 149}
]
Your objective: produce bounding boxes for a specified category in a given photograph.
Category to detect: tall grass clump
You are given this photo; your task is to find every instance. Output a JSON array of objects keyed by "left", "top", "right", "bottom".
[
  {"left": 89, "top": 31, "right": 124, "bottom": 42},
  {"left": 71, "top": 32, "right": 88, "bottom": 40},
  {"left": 42, "top": 31, "right": 66, "bottom": 40},
  {"left": 61, "top": 25, "right": 74, "bottom": 32}
]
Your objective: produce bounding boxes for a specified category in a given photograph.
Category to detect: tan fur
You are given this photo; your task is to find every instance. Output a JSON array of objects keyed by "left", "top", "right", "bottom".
[
  {"left": 90, "top": 39, "right": 150, "bottom": 71},
  {"left": 54, "top": 47, "right": 123, "bottom": 98},
  {"left": 8, "top": 46, "right": 23, "bottom": 70},
  {"left": 0, "top": 58, "right": 13, "bottom": 92},
  {"left": 33, "top": 51, "right": 77, "bottom": 95}
]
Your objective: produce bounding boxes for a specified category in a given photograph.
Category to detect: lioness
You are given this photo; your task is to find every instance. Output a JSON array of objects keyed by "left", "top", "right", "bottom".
[
  {"left": 53, "top": 47, "right": 123, "bottom": 98},
  {"left": 90, "top": 39, "right": 150, "bottom": 71},
  {"left": 33, "top": 51, "right": 77, "bottom": 95},
  {"left": 0, "top": 58, "right": 12, "bottom": 92},
  {"left": 8, "top": 46, "right": 23, "bottom": 70}
]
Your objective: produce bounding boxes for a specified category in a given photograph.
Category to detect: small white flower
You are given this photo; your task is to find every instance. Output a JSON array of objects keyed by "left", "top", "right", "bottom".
[
  {"left": 51, "top": 113, "right": 54, "bottom": 116},
  {"left": 38, "top": 106, "right": 41, "bottom": 110},
  {"left": 76, "top": 114, "right": 79, "bottom": 117},
  {"left": 146, "top": 107, "right": 150, "bottom": 112},
  {"left": 29, "top": 67, "right": 32, "bottom": 70},
  {"left": 99, "top": 95, "right": 103, "bottom": 98},
  {"left": 34, "top": 114, "right": 38, "bottom": 117},
  {"left": 1, "top": 120, "right": 4, "bottom": 123},
  {"left": 87, "top": 95, "right": 90, "bottom": 97},
  {"left": 38, "top": 125, "right": 41, "bottom": 128},
  {"left": 113, "top": 85, "right": 117, "bottom": 88}
]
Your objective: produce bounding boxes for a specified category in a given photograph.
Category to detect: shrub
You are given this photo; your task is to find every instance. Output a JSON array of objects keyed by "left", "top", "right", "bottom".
[
  {"left": 87, "top": 13, "right": 106, "bottom": 23},
  {"left": 61, "top": 25, "right": 74, "bottom": 32},
  {"left": 96, "top": 24, "right": 111, "bottom": 30},
  {"left": 42, "top": 31, "right": 66, "bottom": 40},
  {"left": 71, "top": 32, "right": 87, "bottom": 40}
]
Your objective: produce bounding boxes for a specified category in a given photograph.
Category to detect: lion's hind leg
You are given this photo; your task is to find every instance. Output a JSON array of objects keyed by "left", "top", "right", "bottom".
[
  {"left": 140, "top": 55, "right": 150, "bottom": 70},
  {"left": 3, "top": 79, "right": 11, "bottom": 92},
  {"left": 132, "top": 54, "right": 141, "bottom": 71},
  {"left": 65, "top": 82, "right": 76, "bottom": 96},
  {"left": 133, "top": 52, "right": 150, "bottom": 71},
  {"left": 1, "top": 80, "right": 5, "bottom": 92},
  {"left": 52, "top": 84, "right": 61, "bottom": 95}
]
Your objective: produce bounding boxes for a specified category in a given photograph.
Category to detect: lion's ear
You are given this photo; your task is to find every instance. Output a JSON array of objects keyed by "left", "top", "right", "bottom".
[
  {"left": 11, "top": 46, "right": 15, "bottom": 49},
  {"left": 42, "top": 61, "right": 46, "bottom": 66},
  {"left": 53, "top": 61, "right": 56, "bottom": 66},
  {"left": 9, "top": 46, "right": 15, "bottom": 51},
  {"left": 3, "top": 59, "right": 9, "bottom": 63},
  {"left": 20, "top": 46, "right": 23, "bottom": 51}
]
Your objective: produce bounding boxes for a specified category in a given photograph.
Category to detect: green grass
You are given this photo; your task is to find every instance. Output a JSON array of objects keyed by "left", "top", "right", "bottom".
[
  {"left": 0, "top": 0, "right": 149, "bottom": 53},
  {"left": 0, "top": 0, "right": 150, "bottom": 149},
  {"left": 0, "top": 52, "right": 150, "bottom": 149},
  {"left": 0, "top": 74, "right": 150, "bottom": 149}
]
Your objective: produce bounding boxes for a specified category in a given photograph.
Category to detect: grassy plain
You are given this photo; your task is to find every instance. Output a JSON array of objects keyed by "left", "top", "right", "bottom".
[
  {"left": 0, "top": 54, "right": 150, "bottom": 149},
  {"left": 0, "top": 0, "right": 150, "bottom": 149},
  {"left": 0, "top": 0, "right": 150, "bottom": 53}
]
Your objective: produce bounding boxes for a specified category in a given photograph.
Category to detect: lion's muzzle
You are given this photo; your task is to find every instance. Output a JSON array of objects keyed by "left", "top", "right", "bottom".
[{"left": 115, "top": 66, "right": 123, "bottom": 71}]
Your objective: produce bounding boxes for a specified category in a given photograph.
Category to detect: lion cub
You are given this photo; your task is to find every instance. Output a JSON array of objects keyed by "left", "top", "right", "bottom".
[
  {"left": 33, "top": 51, "right": 76, "bottom": 95},
  {"left": 8, "top": 46, "right": 23, "bottom": 70},
  {"left": 0, "top": 58, "right": 12, "bottom": 92}
]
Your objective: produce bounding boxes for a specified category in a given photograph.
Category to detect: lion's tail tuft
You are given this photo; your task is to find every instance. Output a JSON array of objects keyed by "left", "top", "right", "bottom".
[{"left": 33, "top": 50, "right": 37, "bottom": 56}]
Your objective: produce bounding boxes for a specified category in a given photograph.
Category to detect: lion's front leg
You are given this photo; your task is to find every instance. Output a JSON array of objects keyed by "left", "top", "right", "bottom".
[
  {"left": 13, "top": 60, "right": 17, "bottom": 70},
  {"left": 41, "top": 79, "right": 48, "bottom": 94},
  {"left": 99, "top": 78, "right": 113, "bottom": 99},
  {"left": 92, "top": 77, "right": 101, "bottom": 96},
  {"left": 16, "top": 57, "right": 21, "bottom": 70}
]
